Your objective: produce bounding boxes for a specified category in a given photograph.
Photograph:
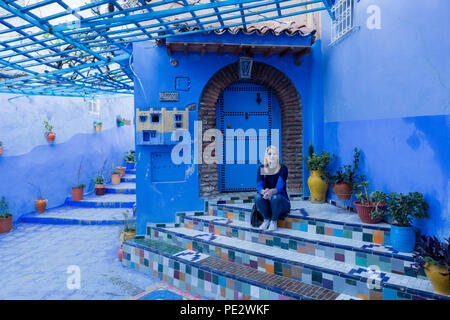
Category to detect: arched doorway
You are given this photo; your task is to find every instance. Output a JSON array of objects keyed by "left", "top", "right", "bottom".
[{"left": 199, "top": 62, "right": 303, "bottom": 197}]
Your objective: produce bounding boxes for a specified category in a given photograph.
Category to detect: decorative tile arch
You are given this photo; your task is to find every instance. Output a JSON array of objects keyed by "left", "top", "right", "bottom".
[{"left": 198, "top": 61, "right": 303, "bottom": 197}]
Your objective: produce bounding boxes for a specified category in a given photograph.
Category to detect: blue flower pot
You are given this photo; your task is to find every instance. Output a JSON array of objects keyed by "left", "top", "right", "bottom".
[
  {"left": 125, "top": 161, "right": 135, "bottom": 170},
  {"left": 390, "top": 225, "right": 415, "bottom": 253}
]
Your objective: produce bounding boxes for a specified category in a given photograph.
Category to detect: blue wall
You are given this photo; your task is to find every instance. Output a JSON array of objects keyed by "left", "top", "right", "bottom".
[
  {"left": 133, "top": 34, "right": 323, "bottom": 234},
  {"left": 321, "top": 1, "right": 450, "bottom": 238},
  {"left": 0, "top": 94, "right": 135, "bottom": 222}
]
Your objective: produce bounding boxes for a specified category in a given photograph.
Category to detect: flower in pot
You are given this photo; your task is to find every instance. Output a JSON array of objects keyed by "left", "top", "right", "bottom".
[
  {"left": 0, "top": 196, "right": 13, "bottom": 234},
  {"left": 43, "top": 120, "right": 56, "bottom": 143},
  {"left": 72, "top": 160, "right": 85, "bottom": 201},
  {"left": 384, "top": 192, "right": 429, "bottom": 253},
  {"left": 413, "top": 235, "right": 449, "bottom": 295},
  {"left": 304, "top": 144, "right": 335, "bottom": 203},
  {"left": 0, "top": 141, "right": 3, "bottom": 155},
  {"left": 29, "top": 183, "right": 46, "bottom": 213},
  {"left": 93, "top": 160, "right": 107, "bottom": 196},
  {"left": 124, "top": 150, "right": 135, "bottom": 170},
  {"left": 117, "top": 117, "right": 125, "bottom": 127},
  {"left": 353, "top": 181, "right": 387, "bottom": 224},
  {"left": 94, "top": 121, "right": 102, "bottom": 132},
  {"left": 111, "top": 166, "right": 122, "bottom": 185},
  {"left": 325, "top": 148, "right": 363, "bottom": 201}
]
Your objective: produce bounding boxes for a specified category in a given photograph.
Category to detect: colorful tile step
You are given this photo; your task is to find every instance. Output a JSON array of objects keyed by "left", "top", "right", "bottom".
[
  {"left": 148, "top": 226, "right": 449, "bottom": 301},
  {"left": 19, "top": 207, "right": 134, "bottom": 225},
  {"left": 181, "top": 215, "right": 425, "bottom": 280},
  {"left": 66, "top": 193, "right": 136, "bottom": 208},
  {"left": 121, "top": 174, "right": 136, "bottom": 183},
  {"left": 122, "top": 238, "right": 354, "bottom": 300},
  {"left": 105, "top": 182, "right": 136, "bottom": 194},
  {"left": 211, "top": 201, "right": 392, "bottom": 246}
]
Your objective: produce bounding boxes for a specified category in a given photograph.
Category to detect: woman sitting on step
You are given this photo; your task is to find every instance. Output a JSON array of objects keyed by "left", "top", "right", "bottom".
[{"left": 254, "top": 145, "right": 291, "bottom": 231}]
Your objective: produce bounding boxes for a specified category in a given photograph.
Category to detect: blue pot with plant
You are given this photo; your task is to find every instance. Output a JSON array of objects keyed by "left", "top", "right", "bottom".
[
  {"left": 385, "top": 192, "right": 429, "bottom": 253},
  {"left": 124, "top": 150, "right": 135, "bottom": 170}
]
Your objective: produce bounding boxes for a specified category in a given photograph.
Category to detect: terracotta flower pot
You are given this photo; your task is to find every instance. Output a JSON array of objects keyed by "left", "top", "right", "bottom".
[
  {"left": 118, "top": 246, "right": 123, "bottom": 262},
  {"left": 353, "top": 201, "right": 384, "bottom": 224},
  {"left": 117, "top": 167, "right": 126, "bottom": 177},
  {"left": 46, "top": 132, "right": 56, "bottom": 143},
  {"left": 424, "top": 262, "right": 450, "bottom": 295},
  {"left": 71, "top": 187, "right": 84, "bottom": 201},
  {"left": 0, "top": 216, "right": 13, "bottom": 234},
  {"left": 0, "top": 147, "right": 3, "bottom": 155},
  {"left": 95, "top": 125, "right": 102, "bottom": 132},
  {"left": 111, "top": 174, "right": 121, "bottom": 185},
  {"left": 333, "top": 182, "right": 353, "bottom": 200},
  {"left": 35, "top": 198, "right": 47, "bottom": 213},
  {"left": 95, "top": 184, "right": 106, "bottom": 196}
]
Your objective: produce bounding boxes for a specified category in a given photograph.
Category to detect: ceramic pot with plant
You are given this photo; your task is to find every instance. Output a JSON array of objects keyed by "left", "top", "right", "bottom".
[
  {"left": 120, "top": 210, "right": 136, "bottom": 245},
  {"left": 353, "top": 181, "right": 387, "bottom": 224},
  {"left": 124, "top": 150, "right": 135, "bottom": 170},
  {"left": 72, "top": 161, "right": 85, "bottom": 201},
  {"left": 93, "top": 160, "right": 107, "bottom": 195},
  {"left": 29, "top": 183, "right": 46, "bottom": 213},
  {"left": 43, "top": 120, "right": 56, "bottom": 143},
  {"left": 384, "top": 192, "right": 429, "bottom": 253},
  {"left": 326, "top": 148, "right": 363, "bottom": 201},
  {"left": 0, "top": 141, "right": 3, "bottom": 155},
  {"left": 95, "top": 122, "right": 102, "bottom": 132},
  {"left": 413, "top": 236, "right": 449, "bottom": 295},
  {"left": 117, "top": 167, "right": 126, "bottom": 177},
  {"left": 304, "top": 144, "right": 335, "bottom": 203},
  {"left": 0, "top": 196, "right": 13, "bottom": 234},
  {"left": 111, "top": 167, "right": 121, "bottom": 185}
]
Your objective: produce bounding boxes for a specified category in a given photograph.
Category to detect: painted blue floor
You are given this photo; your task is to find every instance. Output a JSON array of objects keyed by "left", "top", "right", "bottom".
[{"left": 0, "top": 223, "right": 159, "bottom": 300}]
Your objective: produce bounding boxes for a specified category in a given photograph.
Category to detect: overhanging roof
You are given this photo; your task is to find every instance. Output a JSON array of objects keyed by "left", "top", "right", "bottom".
[{"left": 0, "top": 0, "right": 335, "bottom": 97}]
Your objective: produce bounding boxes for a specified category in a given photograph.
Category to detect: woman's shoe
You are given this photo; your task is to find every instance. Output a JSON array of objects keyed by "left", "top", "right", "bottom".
[
  {"left": 259, "top": 220, "right": 270, "bottom": 230},
  {"left": 268, "top": 221, "right": 278, "bottom": 231}
]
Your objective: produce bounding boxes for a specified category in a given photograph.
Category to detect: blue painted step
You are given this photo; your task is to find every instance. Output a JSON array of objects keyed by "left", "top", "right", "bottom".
[
  {"left": 66, "top": 193, "right": 136, "bottom": 208},
  {"left": 105, "top": 182, "right": 136, "bottom": 194}
]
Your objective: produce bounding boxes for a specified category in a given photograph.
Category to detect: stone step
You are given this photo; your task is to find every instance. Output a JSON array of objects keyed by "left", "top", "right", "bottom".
[
  {"left": 121, "top": 174, "right": 136, "bottom": 183},
  {"left": 181, "top": 215, "right": 425, "bottom": 280},
  {"left": 148, "top": 226, "right": 449, "bottom": 300},
  {"left": 66, "top": 193, "right": 136, "bottom": 208},
  {"left": 211, "top": 201, "right": 393, "bottom": 246},
  {"left": 105, "top": 182, "right": 136, "bottom": 194},
  {"left": 19, "top": 207, "right": 134, "bottom": 225},
  {"left": 122, "top": 237, "right": 355, "bottom": 300},
  {"left": 125, "top": 169, "right": 136, "bottom": 175}
]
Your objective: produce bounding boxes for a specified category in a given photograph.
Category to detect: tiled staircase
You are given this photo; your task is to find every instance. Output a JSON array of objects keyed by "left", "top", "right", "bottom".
[
  {"left": 20, "top": 169, "right": 136, "bottom": 225},
  {"left": 121, "top": 193, "right": 450, "bottom": 301}
]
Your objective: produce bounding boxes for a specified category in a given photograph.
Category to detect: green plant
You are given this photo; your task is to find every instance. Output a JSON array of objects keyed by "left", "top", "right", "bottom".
[
  {"left": 122, "top": 210, "right": 136, "bottom": 233},
  {"left": 413, "top": 236, "right": 449, "bottom": 276},
  {"left": 0, "top": 196, "right": 12, "bottom": 219},
  {"left": 325, "top": 148, "right": 364, "bottom": 189},
  {"left": 304, "top": 143, "right": 335, "bottom": 172},
  {"left": 93, "top": 160, "right": 107, "bottom": 184},
  {"left": 73, "top": 160, "right": 85, "bottom": 189},
  {"left": 384, "top": 192, "right": 429, "bottom": 227},
  {"left": 43, "top": 120, "right": 54, "bottom": 132},
  {"left": 124, "top": 150, "right": 135, "bottom": 162},
  {"left": 96, "top": 122, "right": 102, "bottom": 126},
  {"left": 354, "top": 181, "right": 388, "bottom": 217}
]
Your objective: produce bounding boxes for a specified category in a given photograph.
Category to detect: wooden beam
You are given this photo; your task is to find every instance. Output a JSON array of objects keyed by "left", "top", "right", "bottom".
[
  {"left": 166, "top": 43, "right": 172, "bottom": 56},
  {"left": 264, "top": 46, "right": 275, "bottom": 58},
  {"left": 279, "top": 46, "right": 293, "bottom": 58},
  {"left": 217, "top": 44, "right": 224, "bottom": 56},
  {"left": 183, "top": 43, "right": 188, "bottom": 56},
  {"left": 233, "top": 45, "right": 243, "bottom": 57},
  {"left": 294, "top": 47, "right": 311, "bottom": 59}
]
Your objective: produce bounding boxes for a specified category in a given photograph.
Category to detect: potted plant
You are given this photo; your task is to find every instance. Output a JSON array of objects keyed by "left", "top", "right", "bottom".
[
  {"left": 94, "top": 122, "right": 102, "bottom": 132},
  {"left": 111, "top": 163, "right": 121, "bottom": 185},
  {"left": 382, "top": 192, "right": 429, "bottom": 253},
  {"left": 413, "top": 236, "right": 449, "bottom": 295},
  {"left": 0, "top": 141, "right": 3, "bottom": 155},
  {"left": 118, "top": 210, "right": 136, "bottom": 261},
  {"left": 43, "top": 120, "right": 56, "bottom": 143},
  {"left": 29, "top": 183, "right": 46, "bottom": 213},
  {"left": 304, "top": 144, "right": 335, "bottom": 203},
  {"left": 0, "top": 196, "right": 12, "bottom": 234},
  {"left": 93, "top": 160, "right": 107, "bottom": 196},
  {"left": 326, "top": 148, "right": 363, "bottom": 200},
  {"left": 353, "top": 181, "right": 388, "bottom": 224},
  {"left": 124, "top": 150, "right": 135, "bottom": 170},
  {"left": 72, "top": 161, "right": 85, "bottom": 201},
  {"left": 116, "top": 117, "right": 125, "bottom": 127}
]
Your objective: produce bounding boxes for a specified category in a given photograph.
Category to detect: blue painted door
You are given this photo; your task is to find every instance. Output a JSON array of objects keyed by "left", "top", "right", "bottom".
[{"left": 217, "top": 82, "right": 282, "bottom": 192}]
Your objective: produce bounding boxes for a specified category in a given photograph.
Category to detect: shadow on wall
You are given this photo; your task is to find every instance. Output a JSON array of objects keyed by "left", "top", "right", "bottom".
[{"left": 0, "top": 125, "right": 135, "bottom": 222}]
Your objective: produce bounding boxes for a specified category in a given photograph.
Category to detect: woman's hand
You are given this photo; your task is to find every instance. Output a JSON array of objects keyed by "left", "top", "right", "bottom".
[{"left": 263, "top": 189, "right": 278, "bottom": 200}]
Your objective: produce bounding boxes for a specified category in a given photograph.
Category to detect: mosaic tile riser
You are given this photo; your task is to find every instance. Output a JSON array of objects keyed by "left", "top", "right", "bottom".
[
  {"left": 210, "top": 205, "right": 392, "bottom": 246},
  {"left": 181, "top": 216, "right": 426, "bottom": 280},
  {"left": 148, "top": 227, "right": 443, "bottom": 301}
]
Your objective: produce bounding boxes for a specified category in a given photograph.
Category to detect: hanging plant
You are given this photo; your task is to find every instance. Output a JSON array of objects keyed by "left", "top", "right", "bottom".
[
  {"left": 94, "top": 121, "right": 102, "bottom": 132},
  {"left": 43, "top": 120, "right": 56, "bottom": 143}
]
